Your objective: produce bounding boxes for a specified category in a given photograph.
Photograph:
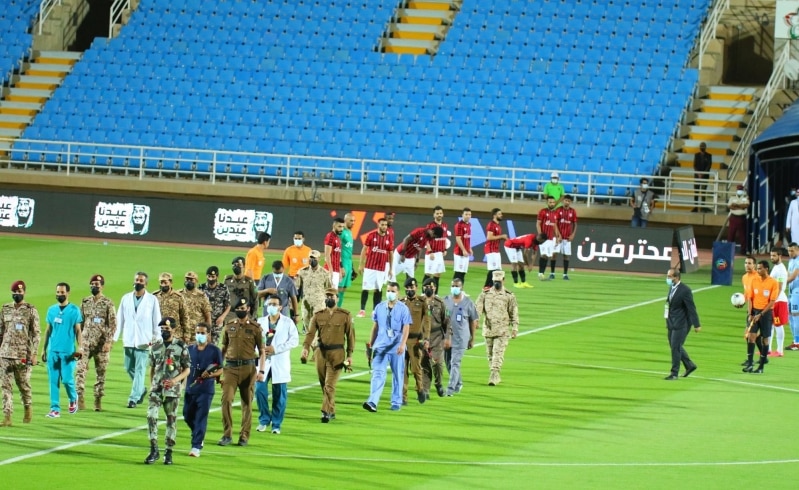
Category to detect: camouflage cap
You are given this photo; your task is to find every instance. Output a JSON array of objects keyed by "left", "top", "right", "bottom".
[
  {"left": 184, "top": 271, "right": 198, "bottom": 280},
  {"left": 159, "top": 317, "right": 176, "bottom": 327},
  {"left": 159, "top": 272, "right": 173, "bottom": 282},
  {"left": 309, "top": 250, "right": 321, "bottom": 259},
  {"left": 325, "top": 288, "right": 338, "bottom": 296},
  {"left": 492, "top": 270, "right": 506, "bottom": 280},
  {"left": 90, "top": 274, "right": 104, "bottom": 284},
  {"left": 10, "top": 280, "right": 25, "bottom": 292}
]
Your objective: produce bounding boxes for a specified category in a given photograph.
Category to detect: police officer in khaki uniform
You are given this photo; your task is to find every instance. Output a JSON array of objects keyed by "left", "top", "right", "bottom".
[
  {"left": 401, "top": 277, "right": 430, "bottom": 405},
  {"left": 153, "top": 273, "right": 189, "bottom": 341},
  {"left": 219, "top": 299, "right": 266, "bottom": 447},
  {"left": 301, "top": 288, "right": 354, "bottom": 423},
  {"left": 178, "top": 271, "right": 212, "bottom": 344},
  {"left": 475, "top": 271, "right": 519, "bottom": 386},
  {"left": 421, "top": 278, "right": 449, "bottom": 399},
  {"left": 225, "top": 257, "right": 258, "bottom": 321},
  {"left": 77, "top": 274, "right": 116, "bottom": 411},
  {"left": 0, "top": 281, "right": 40, "bottom": 426},
  {"left": 296, "top": 250, "right": 332, "bottom": 334}
]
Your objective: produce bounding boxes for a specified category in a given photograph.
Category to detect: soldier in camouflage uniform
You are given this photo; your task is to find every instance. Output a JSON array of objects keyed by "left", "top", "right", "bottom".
[
  {"left": 178, "top": 271, "right": 212, "bottom": 344},
  {"left": 296, "top": 250, "right": 332, "bottom": 334},
  {"left": 200, "top": 266, "right": 230, "bottom": 345},
  {"left": 0, "top": 281, "right": 40, "bottom": 426},
  {"left": 153, "top": 273, "right": 189, "bottom": 341},
  {"left": 475, "top": 271, "right": 519, "bottom": 386},
  {"left": 401, "top": 277, "right": 431, "bottom": 405},
  {"left": 224, "top": 257, "right": 258, "bottom": 321},
  {"left": 144, "top": 317, "right": 191, "bottom": 465},
  {"left": 421, "top": 278, "right": 449, "bottom": 399},
  {"left": 77, "top": 274, "right": 116, "bottom": 412}
]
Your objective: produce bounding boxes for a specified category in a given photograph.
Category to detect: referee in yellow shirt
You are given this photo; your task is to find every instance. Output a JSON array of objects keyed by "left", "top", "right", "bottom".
[{"left": 744, "top": 260, "right": 779, "bottom": 374}]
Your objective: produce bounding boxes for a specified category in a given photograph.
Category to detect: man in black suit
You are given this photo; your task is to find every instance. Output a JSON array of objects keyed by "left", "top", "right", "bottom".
[{"left": 665, "top": 268, "right": 701, "bottom": 380}]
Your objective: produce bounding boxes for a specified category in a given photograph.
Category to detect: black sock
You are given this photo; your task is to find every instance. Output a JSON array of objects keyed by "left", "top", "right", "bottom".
[
  {"left": 563, "top": 259, "right": 569, "bottom": 275},
  {"left": 485, "top": 271, "right": 494, "bottom": 288},
  {"left": 539, "top": 257, "right": 547, "bottom": 275},
  {"left": 433, "top": 276, "right": 440, "bottom": 291},
  {"left": 747, "top": 342, "right": 755, "bottom": 362},
  {"left": 511, "top": 271, "right": 519, "bottom": 283},
  {"left": 519, "top": 270, "right": 526, "bottom": 283},
  {"left": 373, "top": 290, "right": 382, "bottom": 309},
  {"left": 757, "top": 336, "right": 768, "bottom": 357},
  {"left": 360, "top": 290, "right": 369, "bottom": 310},
  {"left": 549, "top": 260, "right": 556, "bottom": 274}
]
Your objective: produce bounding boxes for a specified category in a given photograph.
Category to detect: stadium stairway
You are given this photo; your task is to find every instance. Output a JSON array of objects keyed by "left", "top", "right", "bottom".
[
  {"left": 378, "top": 0, "right": 461, "bottom": 56},
  {"left": 0, "top": 50, "right": 80, "bottom": 152}
]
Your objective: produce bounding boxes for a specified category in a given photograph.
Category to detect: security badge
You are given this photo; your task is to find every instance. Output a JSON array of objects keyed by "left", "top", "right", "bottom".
[
  {"left": 664, "top": 304, "right": 669, "bottom": 319},
  {"left": 94, "top": 317, "right": 102, "bottom": 324},
  {"left": 15, "top": 323, "right": 24, "bottom": 331}
]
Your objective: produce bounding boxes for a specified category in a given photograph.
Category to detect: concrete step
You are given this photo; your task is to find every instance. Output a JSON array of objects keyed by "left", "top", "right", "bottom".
[
  {"left": 682, "top": 139, "right": 733, "bottom": 155},
  {"left": 0, "top": 128, "right": 23, "bottom": 138},
  {"left": 36, "top": 50, "right": 82, "bottom": 62},
  {"left": 705, "top": 85, "right": 757, "bottom": 101},
  {"left": 398, "top": 8, "right": 455, "bottom": 25},
  {"left": 381, "top": 38, "right": 436, "bottom": 55},
  {"left": 407, "top": 1, "right": 455, "bottom": 10},
  {"left": 6, "top": 88, "right": 51, "bottom": 103},
  {"left": 0, "top": 140, "right": 12, "bottom": 151},
  {"left": 698, "top": 99, "right": 750, "bottom": 114},
  {"left": 390, "top": 23, "right": 446, "bottom": 40},
  {"left": 0, "top": 114, "right": 34, "bottom": 129},
  {"left": 693, "top": 112, "right": 746, "bottom": 128},
  {"left": 0, "top": 101, "right": 40, "bottom": 116},
  {"left": 675, "top": 152, "right": 729, "bottom": 165},
  {"left": 687, "top": 126, "right": 739, "bottom": 141},
  {"left": 25, "top": 62, "right": 72, "bottom": 76},
  {"left": 16, "top": 74, "right": 62, "bottom": 90}
]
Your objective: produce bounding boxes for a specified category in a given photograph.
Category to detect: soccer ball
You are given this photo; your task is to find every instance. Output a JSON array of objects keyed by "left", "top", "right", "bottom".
[{"left": 731, "top": 292, "right": 745, "bottom": 307}]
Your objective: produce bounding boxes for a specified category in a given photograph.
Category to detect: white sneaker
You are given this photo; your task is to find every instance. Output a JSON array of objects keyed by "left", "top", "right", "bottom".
[
  {"left": 272, "top": 428, "right": 281, "bottom": 435},
  {"left": 256, "top": 424, "right": 268, "bottom": 432},
  {"left": 188, "top": 448, "right": 201, "bottom": 457}
]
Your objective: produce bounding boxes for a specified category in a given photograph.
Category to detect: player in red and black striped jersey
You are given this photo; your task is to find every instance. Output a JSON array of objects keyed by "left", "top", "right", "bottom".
[
  {"left": 554, "top": 195, "right": 578, "bottom": 280},
  {"left": 358, "top": 218, "right": 394, "bottom": 315},
  {"left": 324, "top": 217, "right": 344, "bottom": 288},
  {"left": 392, "top": 226, "right": 443, "bottom": 284},
  {"left": 503, "top": 233, "right": 547, "bottom": 287},
  {"left": 484, "top": 208, "right": 508, "bottom": 289},
  {"left": 453, "top": 208, "right": 473, "bottom": 285},
  {"left": 536, "top": 196, "right": 561, "bottom": 280},
  {"left": 424, "top": 206, "right": 449, "bottom": 292}
]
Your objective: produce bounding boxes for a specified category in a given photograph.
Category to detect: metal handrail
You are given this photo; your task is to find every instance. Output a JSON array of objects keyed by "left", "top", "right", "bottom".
[
  {"left": 696, "top": 0, "right": 729, "bottom": 70},
  {"left": 725, "top": 42, "right": 791, "bottom": 188},
  {"left": 0, "top": 136, "right": 739, "bottom": 214},
  {"left": 38, "top": 0, "right": 62, "bottom": 35},
  {"left": 108, "top": 0, "right": 131, "bottom": 39}
]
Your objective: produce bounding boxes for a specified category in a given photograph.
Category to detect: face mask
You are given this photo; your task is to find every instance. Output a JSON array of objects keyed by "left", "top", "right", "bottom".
[
  {"left": 267, "top": 305, "right": 280, "bottom": 316},
  {"left": 207, "top": 279, "right": 217, "bottom": 286},
  {"left": 406, "top": 290, "right": 416, "bottom": 299},
  {"left": 134, "top": 283, "right": 145, "bottom": 292},
  {"left": 386, "top": 291, "right": 398, "bottom": 302},
  {"left": 450, "top": 287, "right": 461, "bottom": 296},
  {"left": 161, "top": 330, "right": 172, "bottom": 341},
  {"left": 233, "top": 266, "right": 242, "bottom": 275},
  {"left": 325, "top": 298, "right": 337, "bottom": 308},
  {"left": 309, "top": 259, "right": 318, "bottom": 268},
  {"left": 792, "top": 190, "right": 796, "bottom": 197},
  {"left": 235, "top": 310, "right": 248, "bottom": 319},
  {"left": 91, "top": 286, "right": 101, "bottom": 296},
  {"left": 641, "top": 184, "right": 649, "bottom": 191},
  {"left": 195, "top": 333, "right": 207, "bottom": 345},
  {"left": 737, "top": 190, "right": 744, "bottom": 197},
  {"left": 12, "top": 294, "right": 23, "bottom": 303},
  {"left": 293, "top": 239, "right": 303, "bottom": 247},
  {"left": 423, "top": 288, "right": 434, "bottom": 298},
  {"left": 273, "top": 273, "right": 283, "bottom": 282},
  {"left": 160, "top": 285, "right": 170, "bottom": 293},
  {"left": 56, "top": 295, "right": 67, "bottom": 303},
  {"left": 493, "top": 281, "right": 502, "bottom": 290},
  {"left": 666, "top": 278, "right": 674, "bottom": 287},
  {"left": 551, "top": 179, "right": 558, "bottom": 184},
  {"left": 184, "top": 281, "right": 196, "bottom": 290}
]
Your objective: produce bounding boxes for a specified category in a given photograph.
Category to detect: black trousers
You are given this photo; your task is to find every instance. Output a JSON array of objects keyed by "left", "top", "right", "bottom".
[{"left": 668, "top": 327, "right": 693, "bottom": 376}]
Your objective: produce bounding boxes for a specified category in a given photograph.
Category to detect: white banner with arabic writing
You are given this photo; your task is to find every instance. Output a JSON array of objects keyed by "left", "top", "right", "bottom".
[
  {"left": 94, "top": 202, "right": 150, "bottom": 235},
  {"left": 0, "top": 195, "right": 35, "bottom": 229},
  {"left": 213, "top": 208, "right": 273, "bottom": 243}
]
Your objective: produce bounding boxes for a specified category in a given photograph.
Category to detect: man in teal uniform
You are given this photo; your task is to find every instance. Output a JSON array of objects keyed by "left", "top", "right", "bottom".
[
  {"left": 338, "top": 212, "right": 356, "bottom": 307},
  {"left": 43, "top": 283, "right": 83, "bottom": 418}
]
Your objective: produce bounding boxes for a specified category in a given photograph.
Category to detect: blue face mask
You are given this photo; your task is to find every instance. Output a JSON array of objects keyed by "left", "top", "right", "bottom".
[
  {"left": 666, "top": 278, "right": 674, "bottom": 287},
  {"left": 267, "top": 305, "right": 280, "bottom": 316},
  {"left": 451, "top": 287, "right": 461, "bottom": 296},
  {"left": 195, "top": 333, "right": 207, "bottom": 345},
  {"left": 386, "top": 291, "right": 398, "bottom": 302}
]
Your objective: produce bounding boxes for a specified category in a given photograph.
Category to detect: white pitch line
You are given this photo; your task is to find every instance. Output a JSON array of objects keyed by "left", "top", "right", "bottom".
[{"left": 0, "top": 285, "right": 719, "bottom": 467}]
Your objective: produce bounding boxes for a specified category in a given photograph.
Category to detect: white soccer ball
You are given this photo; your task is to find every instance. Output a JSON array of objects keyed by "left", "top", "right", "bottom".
[{"left": 731, "top": 292, "right": 745, "bottom": 307}]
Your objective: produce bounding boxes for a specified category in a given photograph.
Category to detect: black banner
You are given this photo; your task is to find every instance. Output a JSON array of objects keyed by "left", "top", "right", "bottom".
[
  {"left": 571, "top": 224, "right": 675, "bottom": 273},
  {"left": 675, "top": 226, "right": 700, "bottom": 273}
]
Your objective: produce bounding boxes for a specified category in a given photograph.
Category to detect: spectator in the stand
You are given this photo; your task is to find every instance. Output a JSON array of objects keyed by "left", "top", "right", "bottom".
[
  {"left": 543, "top": 172, "right": 566, "bottom": 208},
  {"left": 728, "top": 184, "right": 750, "bottom": 255},
  {"left": 693, "top": 142, "right": 713, "bottom": 213},
  {"left": 630, "top": 178, "right": 655, "bottom": 228},
  {"left": 785, "top": 188, "right": 799, "bottom": 245}
]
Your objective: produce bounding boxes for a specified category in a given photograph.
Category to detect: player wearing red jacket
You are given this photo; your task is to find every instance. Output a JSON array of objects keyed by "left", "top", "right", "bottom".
[{"left": 503, "top": 233, "right": 547, "bottom": 288}]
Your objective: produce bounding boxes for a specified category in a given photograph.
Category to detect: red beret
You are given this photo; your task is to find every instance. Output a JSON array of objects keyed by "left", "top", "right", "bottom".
[
  {"left": 90, "top": 274, "right": 105, "bottom": 284},
  {"left": 11, "top": 280, "right": 25, "bottom": 293}
]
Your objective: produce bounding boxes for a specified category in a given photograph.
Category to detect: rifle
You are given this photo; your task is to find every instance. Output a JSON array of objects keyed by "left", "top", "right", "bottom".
[{"left": 189, "top": 363, "right": 221, "bottom": 388}]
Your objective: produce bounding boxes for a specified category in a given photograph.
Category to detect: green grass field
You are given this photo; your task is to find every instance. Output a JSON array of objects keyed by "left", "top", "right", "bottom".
[{"left": 0, "top": 235, "right": 796, "bottom": 489}]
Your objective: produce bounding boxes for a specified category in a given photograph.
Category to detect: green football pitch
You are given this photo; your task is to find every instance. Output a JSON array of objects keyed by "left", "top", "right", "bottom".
[{"left": 0, "top": 235, "right": 796, "bottom": 489}]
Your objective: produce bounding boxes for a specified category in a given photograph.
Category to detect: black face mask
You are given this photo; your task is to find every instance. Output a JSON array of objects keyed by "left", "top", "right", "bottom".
[
  {"left": 91, "top": 286, "right": 101, "bottom": 296},
  {"left": 493, "top": 281, "right": 503, "bottom": 290},
  {"left": 232, "top": 266, "right": 242, "bottom": 275},
  {"left": 56, "top": 295, "right": 67, "bottom": 304},
  {"left": 184, "top": 281, "right": 196, "bottom": 290},
  {"left": 207, "top": 279, "right": 217, "bottom": 286},
  {"left": 12, "top": 294, "right": 23, "bottom": 303},
  {"left": 325, "top": 298, "right": 337, "bottom": 308},
  {"left": 235, "top": 310, "right": 248, "bottom": 319},
  {"left": 309, "top": 259, "right": 318, "bottom": 268},
  {"left": 406, "top": 290, "right": 416, "bottom": 299},
  {"left": 423, "top": 288, "right": 434, "bottom": 297},
  {"left": 160, "top": 285, "right": 170, "bottom": 293},
  {"left": 134, "top": 283, "right": 145, "bottom": 292},
  {"left": 161, "top": 330, "right": 172, "bottom": 341}
]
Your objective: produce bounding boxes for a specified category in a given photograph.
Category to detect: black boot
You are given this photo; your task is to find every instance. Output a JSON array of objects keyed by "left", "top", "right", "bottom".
[
  {"left": 163, "top": 448, "right": 173, "bottom": 465},
  {"left": 144, "top": 442, "right": 159, "bottom": 464}
]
